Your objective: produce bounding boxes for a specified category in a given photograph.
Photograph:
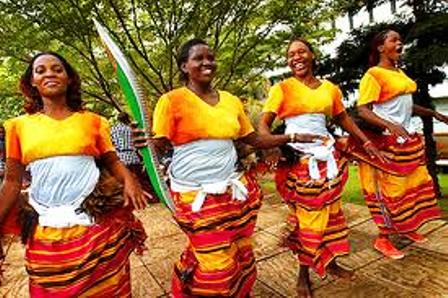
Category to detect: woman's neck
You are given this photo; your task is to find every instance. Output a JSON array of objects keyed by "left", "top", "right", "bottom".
[
  {"left": 41, "top": 96, "right": 72, "bottom": 119},
  {"left": 186, "top": 80, "right": 219, "bottom": 105},
  {"left": 294, "top": 73, "right": 320, "bottom": 88},
  {"left": 378, "top": 56, "right": 397, "bottom": 69},
  {"left": 186, "top": 81, "right": 214, "bottom": 96}
]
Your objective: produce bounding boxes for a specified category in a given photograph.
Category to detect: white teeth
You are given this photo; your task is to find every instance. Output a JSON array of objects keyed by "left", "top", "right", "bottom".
[
  {"left": 202, "top": 69, "right": 212, "bottom": 74},
  {"left": 293, "top": 62, "right": 305, "bottom": 70},
  {"left": 44, "top": 80, "right": 59, "bottom": 86}
]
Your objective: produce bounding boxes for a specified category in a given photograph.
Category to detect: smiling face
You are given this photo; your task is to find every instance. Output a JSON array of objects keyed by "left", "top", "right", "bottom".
[
  {"left": 181, "top": 44, "right": 217, "bottom": 84},
  {"left": 378, "top": 30, "right": 403, "bottom": 64},
  {"left": 287, "top": 40, "right": 314, "bottom": 78},
  {"left": 31, "top": 54, "right": 70, "bottom": 99}
]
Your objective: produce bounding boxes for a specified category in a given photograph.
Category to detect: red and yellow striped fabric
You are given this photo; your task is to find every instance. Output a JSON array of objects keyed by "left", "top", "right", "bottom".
[
  {"left": 275, "top": 152, "right": 350, "bottom": 277},
  {"left": 347, "top": 132, "right": 425, "bottom": 175},
  {"left": 26, "top": 208, "right": 146, "bottom": 297},
  {"left": 353, "top": 134, "right": 441, "bottom": 234},
  {"left": 275, "top": 152, "right": 349, "bottom": 210},
  {"left": 263, "top": 76, "right": 350, "bottom": 278},
  {"left": 171, "top": 173, "right": 262, "bottom": 297},
  {"left": 282, "top": 200, "right": 350, "bottom": 278},
  {"left": 355, "top": 65, "right": 440, "bottom": 235}
]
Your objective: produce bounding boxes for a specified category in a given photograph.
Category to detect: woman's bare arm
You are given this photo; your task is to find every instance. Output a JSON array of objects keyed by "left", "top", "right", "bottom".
[
  {"left": 243, "top": 112, "right": 322, "bottom": 149},
  {"left": 0, "top": 159, "right": 24, "bottom": 223},
  {"left": 358, "top": 104, "right": 409, "bottom": 139}
]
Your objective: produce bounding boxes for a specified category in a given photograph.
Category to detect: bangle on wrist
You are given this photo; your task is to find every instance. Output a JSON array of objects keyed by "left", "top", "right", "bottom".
[{"left": 289, "top": 133, "right": 295, "bottom": 142}]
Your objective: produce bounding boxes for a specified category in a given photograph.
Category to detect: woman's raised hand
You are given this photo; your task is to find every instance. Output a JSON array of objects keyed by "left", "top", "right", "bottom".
[{"left": 131, "top": 122, "right": 150, "bottom": 149}]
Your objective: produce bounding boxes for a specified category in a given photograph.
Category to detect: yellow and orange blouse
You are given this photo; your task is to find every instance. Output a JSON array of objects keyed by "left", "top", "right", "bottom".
[
  {"left": 4, "top": 111, "right": 115, "bottom": 165},
  {"left": 152, "top": 87, "right": 254, "bottom": 145},
  {"left": 262, "top": 78, "right": 345, "bottom": 118},
  {"left": 357, "top": 66, "right": 417, "bottom": 106}
]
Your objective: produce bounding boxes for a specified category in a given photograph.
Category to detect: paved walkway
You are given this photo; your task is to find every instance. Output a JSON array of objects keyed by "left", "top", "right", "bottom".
[{"left": 1, "top": 193, "right": 447, "bottom": 297}]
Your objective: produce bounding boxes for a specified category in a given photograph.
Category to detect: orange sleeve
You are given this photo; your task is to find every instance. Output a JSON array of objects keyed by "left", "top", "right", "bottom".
[
  {"left": 332, "top": 86, "right": 346, "bottom": 116},
  {"left": 262, "top": 84, "right": 283, "bottom": 114},
  {"left": 357, "top": 72, "right": 381, "bottom": 106},
  {"left": 97, "top": 116, "right": 116, "bottom": 155},
  {"left": 152, "top": 94, "right": 173, "bottom": 140},
  {"left": 4, "top": 119, "right": 22, "bottom": 162},
  {"left": 237, "top": 99, "right": 255, "bottom": 138}
]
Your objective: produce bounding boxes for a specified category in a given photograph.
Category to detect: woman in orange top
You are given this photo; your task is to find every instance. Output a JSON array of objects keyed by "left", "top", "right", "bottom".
[
  {"left": 353, "top": 30, "right": 448, "bottom": 259},
  {"left": 135, "top": 38, "right": 321, "bottom": 297},
  {"left": 259, "top": 37, "right": 384, "bottom": 297},
  {"left": 0, "top": 52, "right": 147, "bottom": 297}
]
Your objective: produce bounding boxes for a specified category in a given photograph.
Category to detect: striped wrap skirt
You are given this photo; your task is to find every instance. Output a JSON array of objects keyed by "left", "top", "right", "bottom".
[
  {"left": 171, "top": 172, "right": 262, "bottom": 297},
  {"left": 275, "top": 150, "right": 350, "bottom": 278},
  {"left": 25, "top": 207, "right": 146, "bottom": 297},
  {"left": 348, "top": 132, "right": 441, "bottom": 235}
]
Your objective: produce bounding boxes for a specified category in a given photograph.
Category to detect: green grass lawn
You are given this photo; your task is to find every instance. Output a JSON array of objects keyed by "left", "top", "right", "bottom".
[
  {"left": 341, "top": 166, "right": 364, "bottom": 205},
  {"left": 260, "top": 166, "right": 448, "bottom": 212},
  {"left": 343, "top": 166, "right": 448, "bottom": 212}
]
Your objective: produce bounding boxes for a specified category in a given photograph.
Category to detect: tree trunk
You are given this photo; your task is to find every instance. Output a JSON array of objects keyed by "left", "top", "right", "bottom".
[
  {"left": 414, "top": 84, "right": 441, "bottom": 197},
  {"left": 409, "top": 0, "right": 441, "bottom": 197}
]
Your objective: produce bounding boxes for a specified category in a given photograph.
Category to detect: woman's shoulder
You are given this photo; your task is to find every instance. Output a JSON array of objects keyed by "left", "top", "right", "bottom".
[
  {"left": 217, "top": 89, "right": 237, "bottom": 98},
  {"left": 157, "top": 87, "right": 192, "bottom": 106},
  {"left": 76, "top": 110, "right": 105, "bottom": 120},
  {"left": 217, "top": 90, "right": 244, "bottom": 105},
  {"left": 74, "top": 110, "right": 110, "bottom": 128},
  {"left": 321, "top": 79, "right": 339, "bottom": 89},
  {"left": 266, "top": 77, "right": 297, "bottom": 95},
  {"left": 316, "top": 79, "right": 340, "bottom": 92},
  {"left": 321, "top": 79, "right": 343, "bottom": 98},
  {"left": 277, "top": 77, "right": 296, "bottom": 87},
  {"left": 164, "top": 87, "right": 188, "bottom": 99},
  {"left": 366, "top": 66, "right": 403, "bottom": 78},
  {"left": 357, "top": 67, "right": 382, "bottom": 83},
  {"left": 4, "top": 113, "right": 36, "bottom": 127}
]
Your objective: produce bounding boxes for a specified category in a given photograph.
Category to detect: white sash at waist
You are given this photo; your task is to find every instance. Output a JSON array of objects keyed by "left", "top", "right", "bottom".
[
  {"left": 284, "top": 113, "right": 338, "bottom": 180},
  {"left": 29, "top": 197, "right": 93, "bottom": 228},
  {"left": 28, "top": 155, "right": 98, "bottom": 227},
  {"left": 170, "top": 172, "right": 247, "bottom": 212}
]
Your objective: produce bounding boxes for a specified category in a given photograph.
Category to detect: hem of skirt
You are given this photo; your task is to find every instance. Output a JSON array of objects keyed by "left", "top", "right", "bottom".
[
  {"left": 376, "top": 211, "right": 442, "bottom": 235},
  {"left": 296, "top": 249, "right": 350, "bottom": 279}
]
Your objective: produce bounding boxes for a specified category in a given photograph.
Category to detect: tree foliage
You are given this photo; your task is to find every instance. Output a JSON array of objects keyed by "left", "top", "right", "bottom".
[
  {"left": 323, "top": 0, "right": 448, "bottom": 92},
  {"left": 0, "top": 0, "right": 347, "bottom": 122}
]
